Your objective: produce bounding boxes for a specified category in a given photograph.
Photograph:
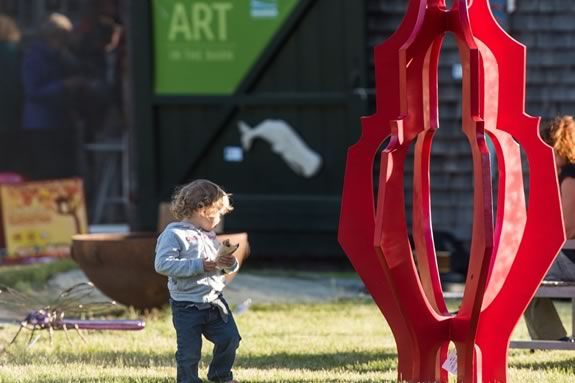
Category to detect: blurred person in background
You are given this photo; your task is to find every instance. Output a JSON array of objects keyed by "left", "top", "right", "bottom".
[
  {"left": 0, "top": 14, "right": 22, "bottom": 131},
  {"left": 21, "top": 13, "right": 87, "bottom": 130},
  {"left": 524, "top": 115, "right": 575, "bottom": 342},
  {"left": 73, "top": 13, "right": 123, "bottom": 141}
]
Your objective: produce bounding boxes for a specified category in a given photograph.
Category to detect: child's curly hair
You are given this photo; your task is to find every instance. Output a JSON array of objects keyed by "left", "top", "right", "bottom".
[
  {"left": 541, "top": 115, "right": 575, "bottom": 164},
  {"left": 170, "top": 179, "right": 233, "bottom": 220}
]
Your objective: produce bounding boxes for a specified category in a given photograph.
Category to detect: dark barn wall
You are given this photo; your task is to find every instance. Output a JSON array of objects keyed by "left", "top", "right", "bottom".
[
  {"left": 128, "top": 0, "right": 366, "bottom": 258},
  {"left": 128, "top": 0, "right": 575, "bottom": 257}
]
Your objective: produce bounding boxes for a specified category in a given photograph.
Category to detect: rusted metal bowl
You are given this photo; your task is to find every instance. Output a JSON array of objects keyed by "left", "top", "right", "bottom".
[{"left": 71, "top": 232, "right": 250, "bottom": 310}]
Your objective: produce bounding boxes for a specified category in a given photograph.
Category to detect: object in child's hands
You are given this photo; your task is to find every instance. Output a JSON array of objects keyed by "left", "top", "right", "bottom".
[
  {"left": 217, "top": 239, "right": 240, "bottom": 257},
  {"left": 215, "top": 239, "right": 239, "bottom": 269}
]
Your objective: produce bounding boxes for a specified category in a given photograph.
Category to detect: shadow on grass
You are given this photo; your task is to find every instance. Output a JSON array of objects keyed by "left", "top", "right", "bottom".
[
  {"left": 510, "top": 356, "right": 575, "bottom": 372},
  {"left": 18, "top": 378, "right": 169, "bottom": 383},
  {"left": 4, "top": 349, "right": 174, "bottom": 368},
  {"left": 235, "top": 350, "right": 397, "bottom": 371},
  {"left": 4, "top": 349, "right": 397, "bottom": 373}
]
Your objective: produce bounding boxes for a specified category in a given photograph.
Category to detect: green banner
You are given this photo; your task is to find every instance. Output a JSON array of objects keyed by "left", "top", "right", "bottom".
[{"left": 153, "top": 0, "right": 299, "bottom": 95}]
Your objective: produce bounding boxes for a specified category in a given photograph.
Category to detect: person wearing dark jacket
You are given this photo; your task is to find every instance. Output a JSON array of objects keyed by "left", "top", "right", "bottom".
[{"left": 22, "top": 13, "right": 86, "bottom": 130}]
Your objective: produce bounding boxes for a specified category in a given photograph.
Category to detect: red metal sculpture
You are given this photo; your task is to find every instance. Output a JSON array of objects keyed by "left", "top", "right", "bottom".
[{"left": 338, "top": 1, "right": 565, "bottom": 382}]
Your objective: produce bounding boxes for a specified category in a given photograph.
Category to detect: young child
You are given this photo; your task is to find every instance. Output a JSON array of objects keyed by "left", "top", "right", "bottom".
[{"left": 155, "top": 179, "right": 241, "bottom": 383}]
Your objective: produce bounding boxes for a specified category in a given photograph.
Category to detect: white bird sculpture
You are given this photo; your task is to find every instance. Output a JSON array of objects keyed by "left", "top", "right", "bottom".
[{"left": 238, "top": 119, "right": 322, "bottom": 178}]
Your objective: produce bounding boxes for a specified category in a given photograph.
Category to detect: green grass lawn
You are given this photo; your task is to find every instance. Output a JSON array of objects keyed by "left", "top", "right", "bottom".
[
  {"left": 0, "top": 298, "right": 573, "bottom": 382},
  {"left": 0, "top": 259, "right": 77, "bottom": 291}
]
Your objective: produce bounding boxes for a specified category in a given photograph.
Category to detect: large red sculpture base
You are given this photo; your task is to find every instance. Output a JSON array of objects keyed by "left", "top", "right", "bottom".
[{"left": 338, "top": 1, "right": 564, "bottom": 382}]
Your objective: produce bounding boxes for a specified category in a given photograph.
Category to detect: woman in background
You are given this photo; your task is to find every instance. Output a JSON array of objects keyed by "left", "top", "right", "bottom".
[{"left": 524, "top": 115, "right": 575, "bottom": 342}]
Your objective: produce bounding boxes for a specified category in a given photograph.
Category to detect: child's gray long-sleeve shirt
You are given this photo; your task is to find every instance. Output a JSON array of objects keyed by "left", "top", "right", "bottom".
[{"left": 155, "top": 221, "right": 239, "bottom": 303}]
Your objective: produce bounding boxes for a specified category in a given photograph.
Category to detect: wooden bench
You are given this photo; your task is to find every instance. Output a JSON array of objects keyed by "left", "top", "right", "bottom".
[
  {"left": 444, "top": 283, "right": 575, "bottom": 350},
  {"left": 510, "top": 239, "right": 575, "bottom": 350},
  {"left": 509, "top": 280, "right": 575, "bottom": 350},
  {"left": 444, "top": 239, "right": 575, "bottom": 350}
]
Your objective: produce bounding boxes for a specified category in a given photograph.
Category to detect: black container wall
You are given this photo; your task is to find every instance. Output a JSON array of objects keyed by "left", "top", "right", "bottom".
[{"left": 127, "top": 0, "right": 367, "bottom": 257}]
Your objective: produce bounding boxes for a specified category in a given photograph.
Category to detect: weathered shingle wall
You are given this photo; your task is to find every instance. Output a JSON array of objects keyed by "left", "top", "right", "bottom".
[
  {"left": 366, "top": 0, "right": 574, "bottom": 245},
  {"left": 514, "top": 0, "right": 575, "bottom": 116}
]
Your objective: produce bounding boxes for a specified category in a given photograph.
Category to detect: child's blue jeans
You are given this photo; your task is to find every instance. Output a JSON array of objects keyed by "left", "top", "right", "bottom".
[{"left": 171, "top": 298, "right": 241, "bottom": 383}]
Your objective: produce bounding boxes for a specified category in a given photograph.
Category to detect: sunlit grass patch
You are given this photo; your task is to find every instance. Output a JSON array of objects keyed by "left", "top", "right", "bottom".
[{"left": 0, "top": 300, "right": 573, "bottom": 382}]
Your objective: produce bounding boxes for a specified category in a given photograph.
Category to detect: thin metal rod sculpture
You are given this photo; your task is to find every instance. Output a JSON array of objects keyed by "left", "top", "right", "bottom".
[
  {"left": 338, "top": 1, "right": 564, "bottom": 382},
  {"left": 0, "top": 282, "right": 145, "bottom": 353}
]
